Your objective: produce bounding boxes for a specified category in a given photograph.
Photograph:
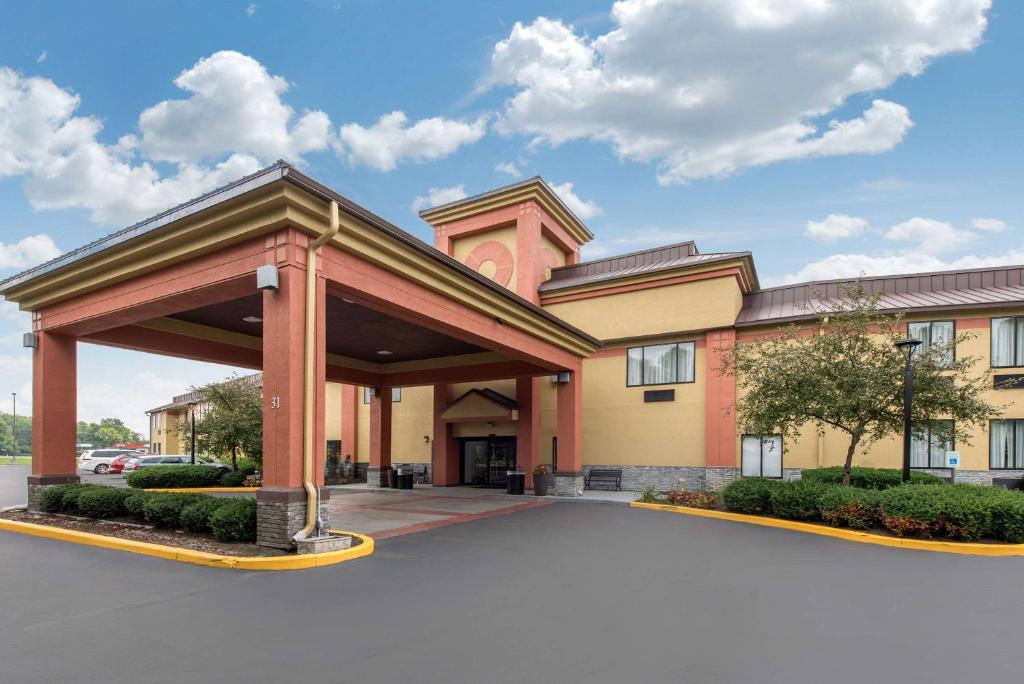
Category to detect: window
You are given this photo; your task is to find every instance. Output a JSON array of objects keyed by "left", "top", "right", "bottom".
[
  {"left": 990, "top": 419, "right": 1024, "bottom": 469},
  {"left": 911, "top": 420, "right": 954, "bottom": 468},
  {"left": 908, "top": 321, "right": 954, "bottom": 366},
  {"left": 991, "top": 317, "right": 1024, "bottom": 368},
  {"left": 626, "top": 341, "right": 695, "bottom": 386},
  {"left": 741, "top": 435, "right": 783, "bottom": 478},
  {"left": 362, "top": 387, "right": 402, "bottom": 403}
]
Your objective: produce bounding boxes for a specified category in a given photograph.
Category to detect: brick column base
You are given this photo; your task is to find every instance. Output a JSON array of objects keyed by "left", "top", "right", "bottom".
[
  {"left": 366, "top": 466, "right": 391, "bottom": 488},
  {"left": 27, "top": 475, "right": 80, "bottom": 511},
  {"left": 256, "top": 487, "right": 332, "bottom": 550},
  {"left": 553, "top": 472, "right": 584, "bottom": 497}
]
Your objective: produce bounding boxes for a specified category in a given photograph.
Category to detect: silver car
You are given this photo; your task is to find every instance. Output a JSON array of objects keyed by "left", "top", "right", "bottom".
[
  {"left": 121, "top": 455, "right": 232, "bottom": 476},
  {"left": 77, "top": 448, "right": 138, "bottom": 474}
]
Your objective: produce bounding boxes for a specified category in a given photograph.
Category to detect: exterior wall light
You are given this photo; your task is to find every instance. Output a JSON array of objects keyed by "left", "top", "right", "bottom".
[
  {"left": 550, "top": 371, "right": 571, "bottom": 384},
  {"left": 242, "top": 316, "right": 263, "bottom": 323},
  {"left": 22, "top": 333, "right": 38, "bottom": 349},
  {"left": 256, "top": 264, "right": 279, "bottom": 291}
]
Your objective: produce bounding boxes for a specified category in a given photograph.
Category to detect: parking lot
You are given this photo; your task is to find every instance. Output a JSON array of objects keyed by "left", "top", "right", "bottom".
[{"left": 3, "top": 463, "right": 1024, "bottom": 683}]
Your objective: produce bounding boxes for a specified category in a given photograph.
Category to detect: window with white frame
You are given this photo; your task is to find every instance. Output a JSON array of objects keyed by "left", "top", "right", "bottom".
[
  {"left": 911, "top": 420, "right": 954, "bottom": 468},
  {"left": 363, "top": 387, "right": 402, "bottom": 403},
  {"left": 991, "top": 317, "right": 1024, "bottom": 368},
  {"left": 908, "top": 320, "right": 954, "bottom": 366},
  {"left": 741, "top": 435, "right": 783, "bottom": 478},
  {"left": 626, "top": 341, "right": 695, "bottom": 387},
  {"left": 990, "top": 419, "right": 1024, "bottom": 469}
]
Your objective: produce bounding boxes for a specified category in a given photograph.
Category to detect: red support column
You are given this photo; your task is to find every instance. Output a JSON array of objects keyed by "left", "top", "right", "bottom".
[
  {"left": 340, "top": 384, "right": 359, "bottom": 462},
  {"left": 431, "top": 383, "right": 459, "bottom": 486},
  {"left": 516, "top": 376, "right": 541, "bottom": 488},
  {"left": 705, "top": 328, "right": 738, "bottom": 471},
  {"left": 368, "top": 387, "right": 393, "bottom": 487},
  {"left": 554, "top": 367, "right": 583, "bottom": 496},
  {"left": 27, "top": 331, "right": 78, "bottom": 509}
]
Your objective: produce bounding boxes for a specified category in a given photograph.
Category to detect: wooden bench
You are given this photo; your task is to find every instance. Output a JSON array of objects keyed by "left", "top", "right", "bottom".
[{"left": 585, "top": 469, "right": 622, "bottom": 491}]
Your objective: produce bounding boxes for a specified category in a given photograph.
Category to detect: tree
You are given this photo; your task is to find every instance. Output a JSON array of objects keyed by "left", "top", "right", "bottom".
[
  {"left": 0, "top": 413, "right": 33, "bottom": 457},
  {"left": 719, "top": 282, "right": 999, "bottom": 485},
  {"left": 178, "top": 376, "right": 262, "bottom": 468},
  {"left": 77, "top": 418, "right": 142, "bottom": 448}
]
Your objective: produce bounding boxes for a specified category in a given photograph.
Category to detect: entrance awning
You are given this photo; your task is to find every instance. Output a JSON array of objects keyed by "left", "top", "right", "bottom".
[{"left": 440, "top": 388, "right": 518, "bottom": 423}]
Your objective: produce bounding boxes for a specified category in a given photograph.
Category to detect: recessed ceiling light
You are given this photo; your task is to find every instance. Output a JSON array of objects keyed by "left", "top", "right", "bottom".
[
  {"left": 242, "top": 316, "right": 263, "bottom": 323},
  {"left": 376, "top": 350, "right": 393, "bottom": 356}
]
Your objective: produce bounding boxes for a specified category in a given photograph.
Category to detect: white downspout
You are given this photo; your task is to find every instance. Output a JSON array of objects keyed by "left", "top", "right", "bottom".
[{"left": 295, "top": 200, "right": 340, "bottom": 540}]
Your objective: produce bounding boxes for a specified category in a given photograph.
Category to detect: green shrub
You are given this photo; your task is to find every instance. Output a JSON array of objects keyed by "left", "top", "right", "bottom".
[
  {"left": 180, "top": 497, "right": 230, "bottom": 534},
  {"left": 40, "top": 485, "right": 71, "bottom": 513},
  {"left": 124, "top": 490, "right": 152, "bottom": 519},
  {"left": 878, "top": 484, "right": 1003, "bottom": 541},
  {"left": 77, "top": 487, "right": 132, "bottom": 519},
  {"left": 59, "top": 483, "right": 97, "bottom": 513},
  {"left": 218, "top": 461, "right": 257, "bottom": 487},
  {"left": 209, "top": 498, "right": 257, "bottom": 542},
  {"left": 142, "top": 493, "right": 203, "bottom": 528},
  {"left": 769, "top": 480, "right": 829, "bottom": 520},
  {"left": 802, "top": 466, "right": 943, "bottom": 490},
  {"left": 125, "top": 465, "right": 224, "bottom": 489},
  {"left": 721, "top": 478, "right": 781, "bottom": 514},
  {"left": 665, "top": 489, "right": 718, "bottom": 509},
  {"left": 818, "top": 486, "right": 881, "bottom": 529},
  {"left": 989, "top": 489, "right": 1024, "bottom": 543},
  {"left": 637, "top": 486, "right": 662, "bottom": 504}
]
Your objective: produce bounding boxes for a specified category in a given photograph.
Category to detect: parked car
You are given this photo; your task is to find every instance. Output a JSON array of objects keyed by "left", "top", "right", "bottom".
[
  {"left": 121, "top": 455, "right": 233, "bottom": 476},
  {"left": 107, "top": 453, "right": 138, "bottom": 475},
  {"left": 77, "top": 448, "right": 137, "bottom": 474}
]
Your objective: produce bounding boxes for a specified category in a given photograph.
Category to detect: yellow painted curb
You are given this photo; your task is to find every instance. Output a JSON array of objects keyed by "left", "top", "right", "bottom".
[
  {"left": 629, "top": 501, "right": 1024, "bottom": 557},
  {"left": 0, "top": 519, "right": 374, "bottom": 570},
  {"left": 142, "top": 487, "right": 259, "bottom": 493}
]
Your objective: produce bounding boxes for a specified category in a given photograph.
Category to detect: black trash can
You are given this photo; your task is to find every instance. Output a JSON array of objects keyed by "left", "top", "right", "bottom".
[
  {"left": 506, "top": 470, "right": 525, "bottom": 495},
  {"left": 385, "top": 466, "right": 397, "bottom": 489},
  {"left": 397, "top": 468, "right": 414, "bottom": 490}
]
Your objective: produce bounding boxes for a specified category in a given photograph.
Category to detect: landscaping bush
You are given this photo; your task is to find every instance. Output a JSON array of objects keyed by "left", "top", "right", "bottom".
[
  {"left": 59, "top": 483, "right": 97, "bottom": 513},
  {"left": 125, "top": 465, "right": 224, "bottom": 489},
  {"left": 721, "top": 478, "right": 782, "bottom": 514},
  {"left": 769, "top": 480, "right": 829, "bottom": 520},
  {"left": 217, "top": 460, "right": 258, "bottom": 487},
  {"left": 877, "top": 484, "right": 1009, "bottom": 541},
  {"left": 124, "top": 490, "right": 153, "bottom": 519},
  {"left": 142, "top": 493, "right": 203, "bottom": 528},
  {"left": 180, "top": 497, "right": 230, "bottom": 534},
  {"left": 209, "top": 498, "right": 257, "bottom": 542},
  {"left": 39, "top": 484, "right": 72, "bottom": 513},
  {"left": 802, "top": 466, "right": 943, "bottom": 490},
  {"left": 818, "top": 486, "right": 881, "bottom": 530},
  {"left": 77, "top": 487, "right": 132, "bottom": 519},
  {"left": 989, "top": 489, "right": 1024, "bottom": 543}
]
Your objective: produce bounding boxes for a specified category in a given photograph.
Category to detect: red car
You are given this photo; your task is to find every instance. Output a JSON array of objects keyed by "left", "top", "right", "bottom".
[{"left": 108, "top": 453, "right": 140, "bottom": 474}]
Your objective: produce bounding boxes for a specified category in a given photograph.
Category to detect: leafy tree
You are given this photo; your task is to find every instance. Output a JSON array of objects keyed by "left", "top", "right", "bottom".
[
  {"left": 77, "top": 418, "right": 142, "bottom": 449},
  {"left": 0, "top": 413, "right": 32, "bottom": 457},
  {"left": 719, "top": 282, "right": 999, "bottom": 485},
  {"left": 178, "top": 376, "right": 262, "bottom": 468}
]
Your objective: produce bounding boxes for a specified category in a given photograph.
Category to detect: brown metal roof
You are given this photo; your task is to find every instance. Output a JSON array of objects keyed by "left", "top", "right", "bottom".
[
  {"left": 539, "top": 241, "right": 751, "bottom": 292},
  {"left": 738, "top": 265, "right": 1024, "bottom": 327}
]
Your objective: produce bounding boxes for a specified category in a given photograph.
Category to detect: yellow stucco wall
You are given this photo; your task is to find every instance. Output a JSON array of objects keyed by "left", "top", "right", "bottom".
[
  {"left": 325, "top": 383, "right": 342, "bottom": 442},
  {"left": 544, "top": 276, "right": 743, "bottom": 340}
]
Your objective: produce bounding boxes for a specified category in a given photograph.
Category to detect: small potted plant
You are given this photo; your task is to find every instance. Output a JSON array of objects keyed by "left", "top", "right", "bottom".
[{"left": 533, "top": 463, "right": 552, "bottom": 496}]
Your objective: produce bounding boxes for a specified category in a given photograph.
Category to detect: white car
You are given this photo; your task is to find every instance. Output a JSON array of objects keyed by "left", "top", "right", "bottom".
[{"left": 77, "top": 448, "right": 139, "bottom": 474}]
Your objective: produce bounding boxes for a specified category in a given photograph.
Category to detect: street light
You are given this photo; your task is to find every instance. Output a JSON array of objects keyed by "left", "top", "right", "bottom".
[
  {"left": 187, "top": 401, "right": 197, "bottom": 465},
  {"left": 895, "top": 339, "right": 923, "bottom": 483}
]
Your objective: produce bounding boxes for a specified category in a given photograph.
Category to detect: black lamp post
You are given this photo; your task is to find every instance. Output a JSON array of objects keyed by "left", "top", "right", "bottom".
[
  {"left": 895, "top": 339, "right": 923, "bottom": 483},
  {"left": 188, "top": 401, "right": 197, "bottom": 465}
]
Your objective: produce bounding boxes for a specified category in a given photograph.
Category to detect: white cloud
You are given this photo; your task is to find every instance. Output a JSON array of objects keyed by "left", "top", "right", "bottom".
[
  {"left": 805, "top": 214, "right": 869, "bottom": 243},
  {"left": 884, "top": 216, "right": 974, "bottom": 254},
  {"left": 972, "top": 217, "right": 1008, "bottom": 233},
  {"left": 487, "top": 1, "right": 989, "bottom": 183},
  {"left": 550, "top": 181, "right": 602, "bottom": 219},
  {"left": 0, "top": 234, "right": 61, "bottom": 269},
  {"left": 36, "top": 50, "right": 47, "bottom": 64},
  {"left": 137, "top": 51, "right": 331, "bottom": 164},
  {"left": 411, "top": 184, "right": 468, "bottom": 212},
  {"left": 337, "top": 111, "right": 487, "bottom": 172},
  {"left": 495, "top": 160, "right": 522, "bottom": 177},
  {"left": 770, "top": 250, "right": 1024, "bottom": 287},
  {"left": 246, "top": 3, "right": 257, "bottom": 16}
]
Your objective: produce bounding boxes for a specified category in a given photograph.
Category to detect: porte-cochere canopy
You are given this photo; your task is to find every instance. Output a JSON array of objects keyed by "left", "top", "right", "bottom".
[{"left": 0, "top": 161, "right": 599, "bottom": 547}]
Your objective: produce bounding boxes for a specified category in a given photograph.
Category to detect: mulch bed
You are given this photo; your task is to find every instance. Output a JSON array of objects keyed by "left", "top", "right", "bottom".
[{"left": 0, "top": 510, "right": 288, "bottom": 557}]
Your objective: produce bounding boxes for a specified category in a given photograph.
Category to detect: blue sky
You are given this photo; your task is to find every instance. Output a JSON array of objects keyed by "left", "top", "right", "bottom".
[{"left": 0, "top": 0, "right": 1019, "bottom": 431}]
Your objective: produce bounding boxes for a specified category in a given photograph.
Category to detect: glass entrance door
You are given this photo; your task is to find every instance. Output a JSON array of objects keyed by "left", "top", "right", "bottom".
[{"left": 461, "top": 437, "right": 516, "bottom": 487}]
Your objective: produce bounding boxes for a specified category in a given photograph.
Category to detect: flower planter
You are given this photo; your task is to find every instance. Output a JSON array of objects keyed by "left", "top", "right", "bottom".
[{"left": 533, "top": 474, "right": 550, "bottom": 497}]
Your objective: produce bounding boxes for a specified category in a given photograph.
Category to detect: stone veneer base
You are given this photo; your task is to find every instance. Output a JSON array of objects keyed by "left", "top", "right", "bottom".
[
  {"left": 27, "top": 475, "right": 80, "bottom": 511},
  {"left": 553, "top": 475, "right": 584, "bottom": 497},
  {"left": 256, "top": 488, "right": 332, "bottom": 550}
]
